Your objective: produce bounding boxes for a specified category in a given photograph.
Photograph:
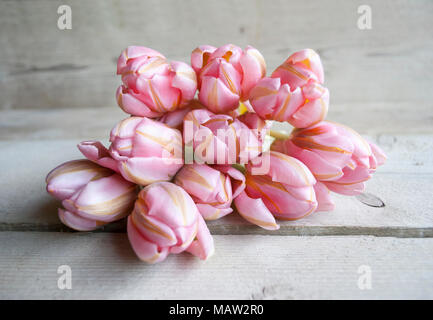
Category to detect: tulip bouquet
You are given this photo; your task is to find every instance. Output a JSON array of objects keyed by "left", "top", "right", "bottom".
[{"left": 46, "top": 44, "right": 386, "bottom": 263}]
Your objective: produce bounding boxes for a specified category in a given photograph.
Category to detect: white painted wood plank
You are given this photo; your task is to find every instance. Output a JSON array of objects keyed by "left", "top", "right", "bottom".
[
  {"left": 0, "top": 232, "right": 432, "bottom": 299},
  {"left": 0, "top": 0, "right": 432, "bottom": 109},
  {"left": 1, "top": 103, "right": 432, "bottom": 143},
  {"left": 0, "top": 136, "right": 432, "bottom": 234}
]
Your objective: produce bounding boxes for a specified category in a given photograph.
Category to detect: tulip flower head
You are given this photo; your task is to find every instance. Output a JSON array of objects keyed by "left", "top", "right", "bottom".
[
  {"left": 183, "top": 109, "right": 265, "bottom": 165},
  {"left": 271, "top": 121, "right": 386, "bottom": 196},
  {"left": 234, "top": 151, "right": 318, "bottom": 230},
  {"left": 46, "top": 160, "right": 138, "bottom": 231},
  {"left": 250, "top": 49, "right": 329, "bottom": 128},
  {"left": 79, "top": 116, "right": 183, "bottom": 186},
  {"left": 174, "top": 164, "right": 245, "bottom": 220},
  {"left": 192, "top": 44, "right": 266, "bottom": 113},
  {"left": 116, "top": 46, "right": 197, "bottom": 117},
  {"left": 127, "top": 182, "right": 214, "bottom": 263}
]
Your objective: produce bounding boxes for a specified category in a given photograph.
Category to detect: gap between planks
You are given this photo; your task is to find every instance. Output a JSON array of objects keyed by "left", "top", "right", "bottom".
[{"left": 1, "top": 222, "right": 432, "bottom": 238}]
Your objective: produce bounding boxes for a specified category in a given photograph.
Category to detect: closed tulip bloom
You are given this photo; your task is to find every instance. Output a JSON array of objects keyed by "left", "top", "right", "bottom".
[
  {"left": 234, "top": 151, "right": 317, "bottom": 229},
  {"left": 271, "top": 121, "right": 355, "bottom": 181},
  {"left": 249, "top": 77, "right": 329, "bottom": 128},
  {"left": 116, "top": 46, "right": 197, "bottom": 117},
  {"left": 127, "top": 182, "right": 214, "bottom": 263},
  {"left": 192, "top": 44, "right": 266, "bottom": 113},
  {"left": 184, "top": 109, "right": 263, "bottom": 165},
  {"left": 271, "top": 48, "right": 324, "bottom": 88},
  {"left": 272, "top": 121, "right": 386, "bottom": 196},
  {"left": 78, "top": 116, "right": 183, "bottom": 186},
  {"left": 323, "top": 127, "right": 387, "bottom": 195},
  {"left": 174, "top": 164, "right": 245, "bottom": 220},
  {"left": 46, "top": 160, "right": 137, "bottom": 231}
]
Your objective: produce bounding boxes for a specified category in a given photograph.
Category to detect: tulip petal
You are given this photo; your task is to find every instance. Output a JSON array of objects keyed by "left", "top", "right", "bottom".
[
  {"left": 186, "top": 215, "right": 215, "bottom": 260},
  {"left": 234, "top": 190, "right": 279, "bottom": 230},
  {"left": 314, "top": 182, "right": 335, "bottom": 212},
  {"left": 127, "top": 216, "right": 169, "bottom": 263},
  {"left": 58, "top": 208, "right": 103, "bottom": 231},
  {"left": 78, "top": 141, "right": 119, "bottom": 172}
]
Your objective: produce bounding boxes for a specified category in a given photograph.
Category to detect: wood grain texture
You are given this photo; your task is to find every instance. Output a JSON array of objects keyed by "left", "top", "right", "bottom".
[
  {"left": 1, "top": 232, "right": 432, "bottom": 299},
  {"left": 0, "top": 135, "right": 431, "bottom": 235},
  {"left": 1, "top": 101, "right": 432, "bottom": 143},
  {"left": 0, "top": 0, "right": 432, "bottom": 110}
]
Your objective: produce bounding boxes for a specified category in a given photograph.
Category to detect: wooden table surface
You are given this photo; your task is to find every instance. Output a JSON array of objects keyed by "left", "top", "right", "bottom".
[{"left": 0, "top": 0, "right": 432, "bottom": 299}]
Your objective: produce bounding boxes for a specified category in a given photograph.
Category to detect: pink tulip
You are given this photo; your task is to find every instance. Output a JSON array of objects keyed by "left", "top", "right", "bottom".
[
  {"left": 234, "top": 151, "right": 317, "bottom": 229},
  {"left": 322, "top": 124, "right": 386, "bottom": 195},
  {"left": 183, "top": 109, "right": 264, "bottom": 165},
  {"left": 271, "top": 121, "right": 354, "bottom": 181},
  {"left": 116, "top": 46, "right": 197, "bottom": 117},
  {"left": 249, "top": 49, "right": 328, "bottom": 128},
  {"left": 272, "top": 121, "right": 386, "bottom": 196},
  {"left": 127, "top": 182, "right": 214, "bottom": 263},
  {"left": 46, "top": 160, "right": 138, "bottom": 231},
  {"left": 249, "top": 77, "right": 329, "bottom": 128},
  {"left": 174, "top": 164, "right": 245, "bottom": 220},
  {"left": 192, "top": 44, "right": 266, "bottom": 113},
  {"left": 78, "top": 116, "right": 183, "bottom": 185},
  {"left": 271, "top": 48, "right": 324, "bottom": 88}
]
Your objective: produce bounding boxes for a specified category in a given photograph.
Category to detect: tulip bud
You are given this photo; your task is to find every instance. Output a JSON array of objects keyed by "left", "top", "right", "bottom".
[
  {"left": 79, "top": 116, "right": 183, "bottom": 186},
  {"left": 46, "top": 160, "right": 137, "bottom": 231},
  {"left": 271, "top": 121, "right": 386, "bottom": 196},
  {"left": 192, "top": 44, "right": 266, "bottom": 113},
  {"left": 127, "top": 182, "right": 214, "bottom": 263},
  {"left": 271, "top": 48, "right": 324, "bottom": 88},
  {"left": 116, "top": 46, "right": 197, "bottom": 117},
  {"left": 183, "top": 109, "right": 264, "bottom": 165},
  {"left": 234, "top": 151, "right": 317, "bottom": 229},
  {"left": 174, "top": 164, "right": 245, "bottom": 220},
  {"left": 249, "top": 77, "right": 329, "bottom": 128}
]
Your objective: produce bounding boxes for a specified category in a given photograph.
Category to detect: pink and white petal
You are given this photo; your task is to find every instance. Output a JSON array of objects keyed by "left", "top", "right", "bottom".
[
  {"left": 314, "top": 182, "right": 335, "bottom": 212},
  {"left": 234, "top": 190, "right": 279, "bottom": 230},
  {"left": 132, "top": 209, "right": 178, "bottom": 247},
  {"left": 199, "top": 76, "right": 239, "bottom": 113},
  {"left": 186, "top": 215, "right": 215, "bottom": 260},
  {"left": 273, "top": 85, "right": 304, "bottom": 122},
  {"left": 171, "top": 61, "right": 197, "bottom": 103},
  {"left": 325, "top": 181, "right": 366, "bottom": 196},
  {"left": 58, "top": 208, "right": 103, "bottom": 231},
  {"left": 250, "top": 151, "right": 316, "bottom": 187},
  {"left": 139, "top": 75, "right": 181, "bottom": 112},
  {"left": 249, "top": 77, "right": 280, "bottom": 119},
  {"left": 288, "top": 49, "right": 324, "bottom": 84},
  {"left": 213, "top": 165, "right": 246, "bottom": 198},
  {"left": 119, "top": 157, "right": 183, "bottom": 185},
  {"left": 218, "top": 60, "right": 242, "bottom": 96},
  {"left": 78, "top": 141, "right": 119, "bottom": 172},
  {"left": 240, "top": 46, "right": 266, "bottom": 98},
  {"left": 368, "top": 141, "right": 387, "bottom": 167},
  {"left": 191, "top": 45, "right": 217, "bottom": 73},
  {"left": 127, "top": 216, "right": 169, "bottom": 263},
  {"left": 289, "top": 88, "right": 329, "bottom": 128},
  {"left": 46, "top": 160, "right": 105, "bottom": 200},
  {"left": 196, "top": 203, "right": 233, "bottom": 220},
  {"left": 117, "top": 46, "right": 165, "bottom": 75},
  {"left": 116, "top": 86, "right": 162, "bottom": 118}
]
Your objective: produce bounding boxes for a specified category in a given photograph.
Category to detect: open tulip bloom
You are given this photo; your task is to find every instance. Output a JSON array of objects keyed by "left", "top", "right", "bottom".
[{"left": 46, "top": 45, "right": 386, "bottom": 263}]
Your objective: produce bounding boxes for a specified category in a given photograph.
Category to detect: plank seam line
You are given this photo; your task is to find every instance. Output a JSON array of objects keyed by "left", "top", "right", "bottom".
[{"left": 0, "top": 224, "right": 432, "bottom": 238}]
